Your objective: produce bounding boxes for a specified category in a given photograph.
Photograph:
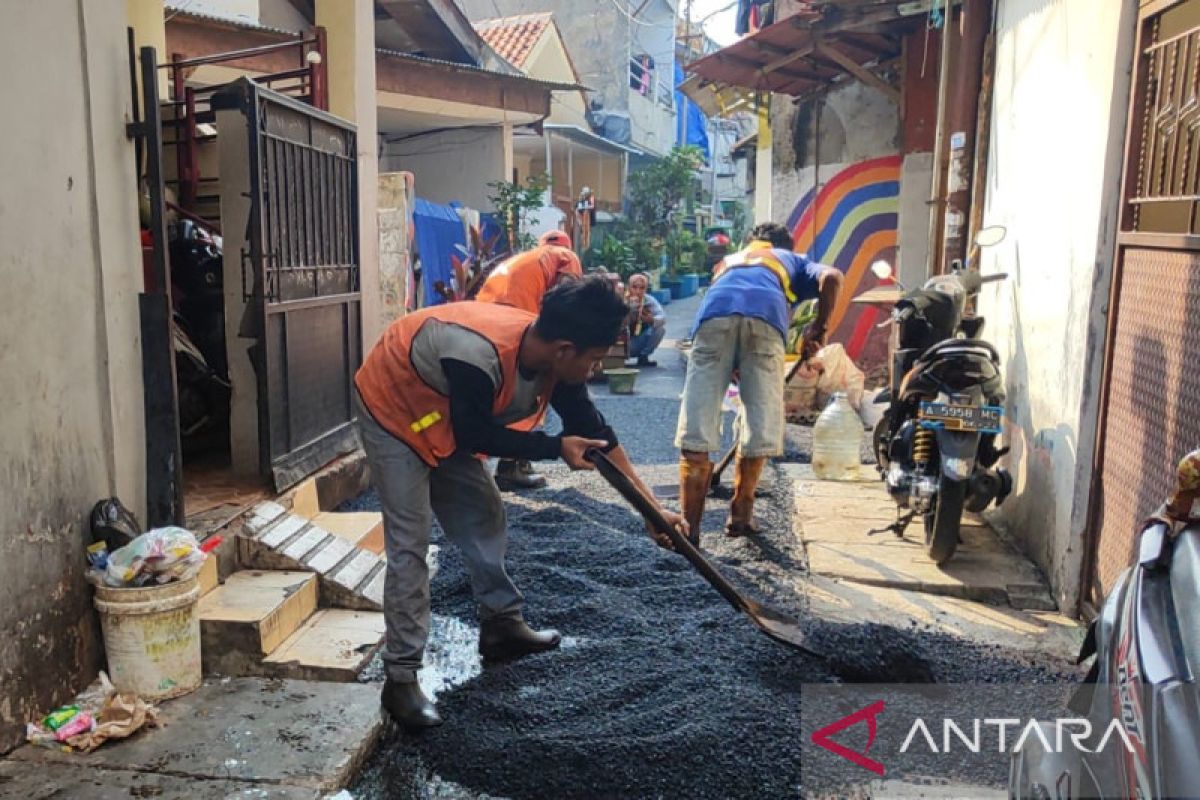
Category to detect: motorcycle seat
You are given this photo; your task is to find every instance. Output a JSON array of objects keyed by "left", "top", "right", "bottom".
[{"left": 918, "top": 337, "right": 1000, "bottom": 364}]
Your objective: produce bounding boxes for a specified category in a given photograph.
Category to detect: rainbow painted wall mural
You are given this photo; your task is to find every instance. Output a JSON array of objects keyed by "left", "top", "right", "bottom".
[{"left": 786, "top": 154, "right": 901, "bottom": 370}]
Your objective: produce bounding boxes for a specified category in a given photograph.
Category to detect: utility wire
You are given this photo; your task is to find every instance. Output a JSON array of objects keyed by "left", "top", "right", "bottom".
[{"left": 607, "top": 0, "right": 662, "bottom": 26}]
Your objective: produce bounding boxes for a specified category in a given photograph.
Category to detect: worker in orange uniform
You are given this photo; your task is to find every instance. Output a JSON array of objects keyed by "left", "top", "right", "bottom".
[
  {"left": 475, "top": 229, "right": 583, "bottom": 491},
  {"left": 355, "top": 277, "right": 685, "bottom": 729}
]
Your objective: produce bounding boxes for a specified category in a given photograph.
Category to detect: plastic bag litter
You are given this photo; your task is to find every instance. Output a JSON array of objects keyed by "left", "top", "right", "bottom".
[
  {"left": 90, "top": 497, "right": 142, "bottom": 550},
  {"left": 785, "top": 344, "right": 867, "bottom": 423},
  {"left": 100, "top": 526, "right": 206, "bottom": 587},
  {"left": 26, "top": 672, "right": 158, "bottom": 753},
  {"left": 812, "top": 343, "right": 866, "bottom": 410}
]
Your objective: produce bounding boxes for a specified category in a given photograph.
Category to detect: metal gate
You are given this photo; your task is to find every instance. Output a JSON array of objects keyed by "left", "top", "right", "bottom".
[
  {"left": 1085, "top": 0, "right": 1200, "bottom": 604},
  {"left": 214, "top": 79, "right": 361, "bottom": 490}
]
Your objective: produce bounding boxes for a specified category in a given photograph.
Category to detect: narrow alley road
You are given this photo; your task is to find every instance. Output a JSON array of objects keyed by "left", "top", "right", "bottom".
[{"left": 347, "top": 295, "right": 1076, "bottom": 799}]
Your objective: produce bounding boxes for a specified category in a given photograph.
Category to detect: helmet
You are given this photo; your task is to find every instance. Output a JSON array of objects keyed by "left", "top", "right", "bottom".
[{"left": 540, "top": 230, "right": 572, "bottom": 248}]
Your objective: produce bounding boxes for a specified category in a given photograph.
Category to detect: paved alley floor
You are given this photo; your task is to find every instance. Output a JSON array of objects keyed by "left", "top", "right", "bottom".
[
  {"left": 0, "top": 291, "right": 1086, "bottom": 799},
  {"left": 345, "top": 292, "right": 1084, "bottom": 799}
]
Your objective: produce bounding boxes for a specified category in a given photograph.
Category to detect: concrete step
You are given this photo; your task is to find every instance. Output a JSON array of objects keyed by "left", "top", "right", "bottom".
[
  {"left": 197, "top": 552, "right": 219, "bottom": 596},
  {"left": 239, "top": 502, "right": 383, "bottom": 611},
  {"left": 238, "top": 501, "right": 437, "bottom": 611},
  {"left": 313, "top": 511, "right": 385, "bottom": 555},
  {"left": 198, "top": 570, "right": 318, "bottom": 676},
  {"left": 263, "top": 608, "right": 386, "bottom": 681}
]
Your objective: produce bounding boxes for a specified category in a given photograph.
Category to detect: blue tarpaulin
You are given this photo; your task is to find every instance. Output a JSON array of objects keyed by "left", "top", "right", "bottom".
[
  {"left": 412, "top": 198, "right": 465, "bottom": 307},
  {"left": 674, "top": 62, "right": 710, "bottom": 159}
]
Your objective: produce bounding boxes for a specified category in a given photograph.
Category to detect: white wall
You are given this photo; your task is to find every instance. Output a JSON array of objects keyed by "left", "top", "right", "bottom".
[
  {"left": 979, "top": 0, "right": 1136, "bottom": 610},
  {"left": 897, "top": 152, "right": 934, "bottom": 287},
  {"left": 629, "top": 90, "right": 676, "bottom": 157},
  {"left": 770, "top": 80, "right": 899, "bottom": 222},
  {"left": 381, "top": 127, "right": 507, "bottom": 211},
  {"left": 0, "top": 0, "right": 145, "bottom": 751},
  {"left": 258, "top": 0, "right": 310, "bottom": 30}
]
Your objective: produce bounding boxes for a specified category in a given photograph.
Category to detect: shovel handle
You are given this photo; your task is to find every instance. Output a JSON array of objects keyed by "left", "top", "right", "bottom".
[{"left": 586, "top": 449, "right": 750, "bottom": 614}]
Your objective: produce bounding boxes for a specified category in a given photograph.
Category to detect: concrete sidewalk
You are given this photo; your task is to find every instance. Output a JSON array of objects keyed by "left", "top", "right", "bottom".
[
  {"left": 784, "top": 462, "right": 1083, "bottom": 661},
  {"left": 0, "top": 677, "right": 383, "bottom": 799}
]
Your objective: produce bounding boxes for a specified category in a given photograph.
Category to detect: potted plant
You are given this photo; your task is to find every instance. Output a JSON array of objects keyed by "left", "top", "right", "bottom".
[{"left": 666, "top": 229, "right": 707, "bottom": 299}]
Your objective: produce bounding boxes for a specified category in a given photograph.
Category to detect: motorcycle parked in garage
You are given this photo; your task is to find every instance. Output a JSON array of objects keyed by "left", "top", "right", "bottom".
[{"left": 870, "top": 227, "right": 1012, "bottom": 564}]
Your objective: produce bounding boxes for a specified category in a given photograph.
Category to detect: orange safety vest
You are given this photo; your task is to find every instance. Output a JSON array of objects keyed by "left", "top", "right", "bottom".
[
  {"left": 711, "top": 241, "right": 798, "bottom": 303},
  {"left": 355, "top": 303, "right": 552, "bottom": 467},
  {"left": 475, "top": 245, "right": 583, "bottom": 313}
]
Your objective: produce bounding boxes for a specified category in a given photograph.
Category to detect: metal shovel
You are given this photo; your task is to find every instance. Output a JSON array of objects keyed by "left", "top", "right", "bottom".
[{"left": 587, "top": 449, "right": 824, "bottom": 658}]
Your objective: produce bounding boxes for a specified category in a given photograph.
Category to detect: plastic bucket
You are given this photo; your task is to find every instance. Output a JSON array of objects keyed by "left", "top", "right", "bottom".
[
  {"left": 661, "top": 279, "right": 682, "bottom": 299},
  {"left": 93, "top": 576, "right": 202, "bottom": 701},
  {"left": 651, "top": 289, "right": 672, "bottom": 305},
  {"left": 606, "top": 368, "right": 639, "bottom": 394},
  {"left": 677, "top": 273, "right": 699, "bottom": 298}
]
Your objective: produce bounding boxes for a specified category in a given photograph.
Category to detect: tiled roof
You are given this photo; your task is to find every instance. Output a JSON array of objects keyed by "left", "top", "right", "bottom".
[{"left": 472, "top": 12, "right": 553, "bottom": 69}]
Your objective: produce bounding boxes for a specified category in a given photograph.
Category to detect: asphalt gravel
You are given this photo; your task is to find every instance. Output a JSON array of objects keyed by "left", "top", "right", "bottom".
[{"left": 347, "top": 386, "right": 1076, "bottom": 799}]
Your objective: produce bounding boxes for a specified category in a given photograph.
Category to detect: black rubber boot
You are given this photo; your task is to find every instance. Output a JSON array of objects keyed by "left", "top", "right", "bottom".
[
  {"left": 381, "top": 679, "right": 442, "bottom": 730},
  {"left": 495, "top": 459, "right": 548, "bottom": 491},
  {"left": 479, "top": 616, "right": 562, "bottom": 662}
]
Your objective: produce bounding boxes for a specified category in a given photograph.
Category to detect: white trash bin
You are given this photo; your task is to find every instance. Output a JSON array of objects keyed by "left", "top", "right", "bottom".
[{"left": 93, "top": 576, "right": 202, "bottom": 701}]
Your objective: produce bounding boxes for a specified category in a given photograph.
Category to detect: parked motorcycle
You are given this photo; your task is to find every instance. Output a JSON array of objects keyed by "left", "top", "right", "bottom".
[
  {"left": 168, "top": 219, "right": 230, "bottom": 451},
  {"left": 169, "top": 219, "right": 226, "bottom": 377},
  {"left": 1009, "top": 448, "right": 1200, "bottom": 799},
  {"left": 870, "top": 226, "right": 1012, "bottom": 563}
]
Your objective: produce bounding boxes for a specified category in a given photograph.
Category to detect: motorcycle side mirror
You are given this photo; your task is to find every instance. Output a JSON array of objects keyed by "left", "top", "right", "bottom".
[
  {"left": 870, "top": 260, "right": 894, "bottom": 281},
  {"left": 974, "top": 225, "right": 1007, "bottom": 248}
]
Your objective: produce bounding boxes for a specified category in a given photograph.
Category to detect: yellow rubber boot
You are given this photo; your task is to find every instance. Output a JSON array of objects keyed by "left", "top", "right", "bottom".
[
  {"left": 679, "top": 451, "right": 713, "bottom": 548},
  {"left": 726, "top": 456, "right": 767, "bottom": 537}
]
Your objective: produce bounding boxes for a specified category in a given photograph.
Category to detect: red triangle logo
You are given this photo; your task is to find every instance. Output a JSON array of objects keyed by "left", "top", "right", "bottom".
[{"left": 810, "top": 700, "right": 886, "bottom": 775}]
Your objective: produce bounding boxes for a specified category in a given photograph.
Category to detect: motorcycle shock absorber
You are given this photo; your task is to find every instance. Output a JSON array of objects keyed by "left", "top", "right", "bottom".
[{"left": 913, "top": 426, "right": 935, "bottom": 468}]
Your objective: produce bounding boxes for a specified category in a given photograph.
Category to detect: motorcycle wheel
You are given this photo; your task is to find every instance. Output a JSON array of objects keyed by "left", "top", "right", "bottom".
[{"left": 925, "top": 476, "right": 966, "bottom": 564}]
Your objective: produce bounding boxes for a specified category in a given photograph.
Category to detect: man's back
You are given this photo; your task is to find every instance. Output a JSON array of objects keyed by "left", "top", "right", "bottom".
[
  {"left": 695, "top": 246, "right": 825, "bottom": 338},
  {"left": 476, "top": 245, "right": 582, "bottom": 313}
]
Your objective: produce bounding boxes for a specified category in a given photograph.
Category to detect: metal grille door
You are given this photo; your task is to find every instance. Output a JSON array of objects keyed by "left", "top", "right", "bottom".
[
  {"left": 1088, "top": 0, "right": 1200, "bottom": 601},
  {"left": 215, "top": 79, "right": 361, "bottom": 489}
]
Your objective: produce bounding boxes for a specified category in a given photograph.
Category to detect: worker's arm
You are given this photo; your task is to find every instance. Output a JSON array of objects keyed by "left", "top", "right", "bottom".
[
  {"left": 801, "top": 265, "right": 844, "bottom": 359},
  {"left": 550, "top": 381, "right": 688, "bottom": 546},
  {"left": 548, "top": 380, "right": 619, "bottom": 450},
  {"left": 442, "top": 359, "right": 566, "bottom": 461}
]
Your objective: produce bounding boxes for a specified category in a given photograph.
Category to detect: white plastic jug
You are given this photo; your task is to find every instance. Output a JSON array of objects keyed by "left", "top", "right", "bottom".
[{"left": 812, "top": 392, "right": 863, "bottom": 480}]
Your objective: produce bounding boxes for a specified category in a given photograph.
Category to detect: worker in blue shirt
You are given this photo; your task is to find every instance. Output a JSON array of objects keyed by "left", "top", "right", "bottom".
[{"left": 675, "top": 222, "right": 843, "bottom": 543}]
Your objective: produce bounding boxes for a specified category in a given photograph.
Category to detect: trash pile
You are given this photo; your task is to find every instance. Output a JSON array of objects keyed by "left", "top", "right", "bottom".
[
  {"left": 25, "top": 672, "right": 158, "bottom": 753},
  {"left": 785, "top": 342, "right": 866, "bottom": 424},
  {"left": 85, "top": 498, "right": 210, "bottom": 588}
]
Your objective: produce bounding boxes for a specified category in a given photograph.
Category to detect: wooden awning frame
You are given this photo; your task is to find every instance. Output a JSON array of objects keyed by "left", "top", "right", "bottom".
[{"left": 684, "top": 1, "right": 932, "bottom": 103}]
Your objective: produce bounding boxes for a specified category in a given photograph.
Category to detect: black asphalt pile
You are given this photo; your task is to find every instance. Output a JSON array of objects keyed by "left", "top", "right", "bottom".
[{"left": 350, "top": 401, "right": 1075, "bottom": 798}]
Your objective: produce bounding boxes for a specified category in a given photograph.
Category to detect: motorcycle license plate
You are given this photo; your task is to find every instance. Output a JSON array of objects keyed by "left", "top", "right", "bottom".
[{"left": 918, "top": 401, "right": 1003, "bottom": 433}]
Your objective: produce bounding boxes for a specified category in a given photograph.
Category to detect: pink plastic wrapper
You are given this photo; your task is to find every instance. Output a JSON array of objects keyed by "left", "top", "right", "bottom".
[{"left": 54, "top": 712, "right": 94, "bottom": 742}]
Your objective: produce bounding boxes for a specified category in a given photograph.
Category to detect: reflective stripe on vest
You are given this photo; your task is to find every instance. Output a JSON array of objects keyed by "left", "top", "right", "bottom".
[
  {"left": 409, "top": 411, "right": 442, "bottom": 433},
  {"left": 714, "top": 241, "right": 798, "bottom": 303}
]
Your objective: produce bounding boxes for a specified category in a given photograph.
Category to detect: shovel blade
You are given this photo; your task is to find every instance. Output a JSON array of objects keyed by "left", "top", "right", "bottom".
[
  {"left": 586, "top": 448, "right": 826, "bottom": 660},
  {"left": 742, "top": 598, "right": 823, "bottom": 657}
]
